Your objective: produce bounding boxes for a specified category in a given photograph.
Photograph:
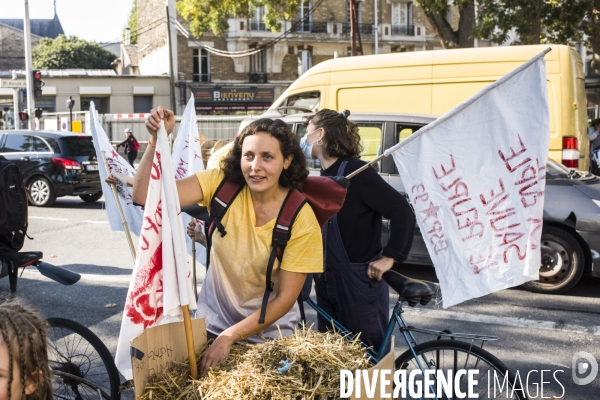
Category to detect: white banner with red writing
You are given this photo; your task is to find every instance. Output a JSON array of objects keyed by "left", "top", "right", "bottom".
[
  {"left": 386, "top": 51, "right": 550, "bottom": 308},
  {"left": 89, "top": 102, "right": 143, "bottom": 235},
  {"left": 115, "top": 122, "right": 198, "bottom": 379},
  {"left": 172, "top": 94, "right": 206, "bottom": 265}
]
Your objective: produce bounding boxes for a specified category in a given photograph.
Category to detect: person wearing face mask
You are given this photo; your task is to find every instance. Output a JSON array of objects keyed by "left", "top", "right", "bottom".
[{"left": 301, "top": 109, "right": 416, "bottom": 352}]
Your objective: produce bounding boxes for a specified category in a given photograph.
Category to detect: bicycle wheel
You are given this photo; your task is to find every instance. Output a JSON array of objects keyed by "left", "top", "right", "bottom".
[
  {"left": 51, "top": 371, "right": 112, "bottom": 400},
  {"left": 47, "top": 318, "right": 121, "bottom": 400},
  {"left": 395, "top": 340, "right": 527, "bottom": 400}
]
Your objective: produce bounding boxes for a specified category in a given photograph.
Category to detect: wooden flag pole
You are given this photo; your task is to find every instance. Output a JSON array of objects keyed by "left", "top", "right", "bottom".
[
  {"left": 182, "top": 304, "right": 199, "bottom": 379},
  {"left": 344, "top": 154, "right": 386, "bottom": 179},
  {"left": 101, "top": 150, "right": 137, "bottom": 262},
  {"left": 192, "top": 243, "right": 198, "bottom": 299}
]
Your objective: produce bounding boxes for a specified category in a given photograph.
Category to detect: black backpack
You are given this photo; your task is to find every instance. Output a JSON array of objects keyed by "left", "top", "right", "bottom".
[{"left": 0, "top": 156, "right": 29, "bottom": 252}]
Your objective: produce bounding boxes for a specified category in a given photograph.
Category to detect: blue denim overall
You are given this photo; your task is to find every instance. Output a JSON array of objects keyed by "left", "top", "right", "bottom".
[{"left": 315, "top": 161, "right": 390, "bottom": 350}]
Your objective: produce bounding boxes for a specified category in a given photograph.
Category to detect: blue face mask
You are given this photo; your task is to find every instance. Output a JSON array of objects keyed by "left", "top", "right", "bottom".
[{"left": 300, "top": 128, "right": 321, "bottom": 160}]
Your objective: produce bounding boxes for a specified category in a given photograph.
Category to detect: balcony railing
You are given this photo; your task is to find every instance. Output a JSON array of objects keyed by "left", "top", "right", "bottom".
[
  {"left": 250, "top": 21, "right": 268, "bottom": 31},
  {"left": 391, "top": 25, "right": 415, "bottom": 36},
  {"left": 292, "top": 21, "right": 328, "bottom": 33},
  {"left": 342, "top": 23, "right": 375, "bottom": 35}
]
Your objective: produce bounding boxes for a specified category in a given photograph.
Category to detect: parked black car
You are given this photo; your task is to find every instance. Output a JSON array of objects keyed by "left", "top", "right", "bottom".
[{"left": 0, "top": 130, "right": 101, "bottom": 206}]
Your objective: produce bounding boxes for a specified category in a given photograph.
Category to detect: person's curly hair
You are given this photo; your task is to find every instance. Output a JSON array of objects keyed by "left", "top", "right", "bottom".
[
  {"left": 0, "top": 299, "right": 53, "bottom": 400},
  {"left": 303, "top": 109, "right": 363, "bottom": 158},
  {"left": 221, "top": 118, "right": 308, "bottom": 188}
]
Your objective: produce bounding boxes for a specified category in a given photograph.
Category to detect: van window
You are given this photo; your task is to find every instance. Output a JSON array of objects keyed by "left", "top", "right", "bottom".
[
  {"left": 395, "top": 124, "right": 426, "bottom": 143},
  {"left": 281, "top": 91, "right": 320, "bottom": 114},
  {"left": 357, "top": 123, "right": 383, "bottom": 172}
]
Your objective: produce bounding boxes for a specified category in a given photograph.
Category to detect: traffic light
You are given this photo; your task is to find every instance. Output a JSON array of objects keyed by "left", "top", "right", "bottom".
[
  {"left": 32, "top": 70, "right": 43, "bottom": 98},
  {"left": 18, "top": 112, "right": 29, "bottom": 122},
  {"left": 34, "top": 108, "right": 43, "bottom": 118}
]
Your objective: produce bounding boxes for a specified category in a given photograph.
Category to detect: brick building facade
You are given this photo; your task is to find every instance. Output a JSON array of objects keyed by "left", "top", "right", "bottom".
[
  {"left": 0, "top": 13, "right": 64, "bottom": 70},
  {"left": 138, "top": 0, "right": 443, "bottom": 115}
]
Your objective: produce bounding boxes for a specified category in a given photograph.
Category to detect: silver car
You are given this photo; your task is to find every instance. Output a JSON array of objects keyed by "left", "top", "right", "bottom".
[{"left": 219, "top": 110, "right": 600, "bottom": 293}]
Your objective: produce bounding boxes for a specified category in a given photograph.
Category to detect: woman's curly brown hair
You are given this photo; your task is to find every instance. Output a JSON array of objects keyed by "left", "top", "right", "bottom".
[
  {"left": 221, "top": 118, "right": 308, "bottom": 188},
  {"left": 303, "top": 109, "right": 363, "bottom": 158}
]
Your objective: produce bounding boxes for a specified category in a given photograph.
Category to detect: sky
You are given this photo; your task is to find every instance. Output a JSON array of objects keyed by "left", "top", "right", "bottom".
[{"left": 3, "top": 0, "right": 135, "bottom": 43}]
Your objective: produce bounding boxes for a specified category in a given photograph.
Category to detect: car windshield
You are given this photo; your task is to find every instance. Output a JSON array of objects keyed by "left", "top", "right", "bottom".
[
  {"left": 62, "top": 137, "right": 96, "bottom": 156},
  {"left": 546, "top": 158, "right": 570, "bottom": 179}
]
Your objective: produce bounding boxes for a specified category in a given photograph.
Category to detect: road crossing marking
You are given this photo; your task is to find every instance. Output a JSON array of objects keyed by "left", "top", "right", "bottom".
[
  {"left": 29, "top": 216, "right": 69, "bottom": 221},
  {"left": 405, "top": 308, "right": 600, "bottom": 336}
]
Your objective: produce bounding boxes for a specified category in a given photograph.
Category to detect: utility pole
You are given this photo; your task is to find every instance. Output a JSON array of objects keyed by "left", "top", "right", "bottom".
[
  {"left": 374, "top": 0, "right": 378, "bottom": 54},
  {"left": 166, "top": 5, "right": 177, "bottom": 114},
  {"left": 12, "top": 71, "right": 20, "bottom": 130},
  {"left": 23, "top": 0, "right": 35, "bottom": 129}
]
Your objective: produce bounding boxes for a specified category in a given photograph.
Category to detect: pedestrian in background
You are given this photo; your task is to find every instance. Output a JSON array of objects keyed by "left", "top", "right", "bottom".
[{"left": 115, "top": 128, "right": 139, "bottom": 168}]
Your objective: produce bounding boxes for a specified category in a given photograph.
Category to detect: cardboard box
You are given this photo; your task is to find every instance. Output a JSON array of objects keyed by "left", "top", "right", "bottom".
[
  {"left": 130, "top": 319, "right": 394, "bottom": 399},
  {"left": 130, "top": 318, "right": 207, "bottom": 398},
  {"left": 351, "top": 349, "right": 395, "bottom": 400}
]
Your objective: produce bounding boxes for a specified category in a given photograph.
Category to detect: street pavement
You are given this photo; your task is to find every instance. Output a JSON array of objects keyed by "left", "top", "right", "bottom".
[{"left": 2, "top": 195, "right": 599, "bottom": 399}]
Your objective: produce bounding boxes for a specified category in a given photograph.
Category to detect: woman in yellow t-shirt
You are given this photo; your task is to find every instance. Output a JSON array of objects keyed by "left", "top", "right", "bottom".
[{"left": 135, "top": 107, "right": 323, "bottom": 374}]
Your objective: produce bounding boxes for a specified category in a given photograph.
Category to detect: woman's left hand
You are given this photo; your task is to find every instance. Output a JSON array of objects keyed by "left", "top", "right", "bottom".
[
  {"left": 367, "top": 256, "right": 395, "bottom": 281},
  {"left": 200, "top": 334, "right": 234, "bottom": 375}
]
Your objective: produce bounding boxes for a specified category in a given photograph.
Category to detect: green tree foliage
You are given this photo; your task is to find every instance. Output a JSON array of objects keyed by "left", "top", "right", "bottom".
[
  {"left": 413, "top": 0, "right": 475, "bottom": 48},
  {"left": 32, "top": 35, "right": 117, "bottom": 69},
  {"left": 122, "top": 0, "right": 138, "bottom": 45},
  {"left": 176, "top": 0, "right": 304, "bottom": 37},
  {"left": 416, "top": 0, "right": 591, "bottom": 49},
  {"left": 472, "top": 0, "right": 591, "bottom": 45}
]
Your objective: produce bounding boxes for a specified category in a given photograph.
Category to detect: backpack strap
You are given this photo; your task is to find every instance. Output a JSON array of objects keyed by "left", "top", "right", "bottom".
[
  {"left": 206, "top": 179, "right": 245, "bottom": 269},
  {"left": 259, "top": 188, "right": 307, "bottom": 324}
]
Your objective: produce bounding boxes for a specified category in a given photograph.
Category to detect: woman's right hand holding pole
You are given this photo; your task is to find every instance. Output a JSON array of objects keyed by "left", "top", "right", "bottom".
[{"left": 145, "top": 106, "right": 176, "bottom": 141}]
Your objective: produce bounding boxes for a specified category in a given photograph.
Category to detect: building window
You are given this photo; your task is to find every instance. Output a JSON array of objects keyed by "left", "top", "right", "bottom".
[
  {"left": 251, "top": 6, "right": 267, "bottom": 30},
  {"left": 193, "top": 48, "right": 210, "bottom": 82},
  {"left": 347, "top": 1, "right": 362, "bottom": 25},
  {"left": 297, "top": 2, "right": 311, "bottom": 32},
  {"left": 134, "top": 96, "right": 153, "bottom": 113},
  {"left": 392, "top": 2, "right": 414, "bottom": 35},
  {"left": 250, "top": 48, "right": 267, "bottom": 73},
  {"left": 81, "top": 97, "right": 109, "bottom": 114},
  {"left": 298, "top": 49, "right": 312, "bottom": 76}
]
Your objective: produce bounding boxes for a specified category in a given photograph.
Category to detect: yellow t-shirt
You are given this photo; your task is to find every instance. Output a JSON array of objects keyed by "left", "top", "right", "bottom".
[{"left": 195, "top": 169, "right": 323, "bottom": 341}]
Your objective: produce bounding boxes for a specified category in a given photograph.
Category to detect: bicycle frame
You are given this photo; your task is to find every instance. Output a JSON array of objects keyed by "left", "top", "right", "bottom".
[
  {"left": 305, "top": 297, "right": 415, "bottom": 363},
  {"left": 304, "top": 298, "right": 500, "bottom": 400}
]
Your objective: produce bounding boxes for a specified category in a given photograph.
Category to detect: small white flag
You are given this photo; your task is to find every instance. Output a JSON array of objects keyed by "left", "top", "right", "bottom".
[
  {"left": 172, "top": 94, "right": 206, "bottom": 265},
  {"left": 386, "top": 51, "right": 550, "bottom": 308},
  {"left": 89, "top": 102, "right": 143, "bottom": 235},
  {"left": 115, "top": 122, "right": 197, "bottom": 379}
]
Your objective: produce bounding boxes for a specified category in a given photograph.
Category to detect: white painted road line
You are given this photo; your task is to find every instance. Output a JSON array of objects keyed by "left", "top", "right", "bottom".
[
  {"left": 29, "top": 216, "right": 69, "bottom": 221},
  {"left": 83, "top": 220, "right": 109, "bottom": 224},
  {"left": 405, "top": 308, "right": 600, "bottom": 336}
]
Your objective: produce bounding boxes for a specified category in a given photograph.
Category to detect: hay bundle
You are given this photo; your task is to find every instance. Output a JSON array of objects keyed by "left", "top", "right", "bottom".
[{"left": 140, "top": 325, "right": 371, "bottom": 399}]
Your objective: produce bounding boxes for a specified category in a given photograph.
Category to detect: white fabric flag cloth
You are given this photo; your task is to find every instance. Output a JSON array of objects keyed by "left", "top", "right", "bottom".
[
  {"left": 172, "top": 94, "right": 206, "bottom": 265},
  {"left": 115, "top": 122, "right": 198, "bottom": 379},
  {"left": 385, "top": 51, "right": 550, "bottom": 308},
  {"left": 88, "top": 102, "right": 143, "bottom": 236}
]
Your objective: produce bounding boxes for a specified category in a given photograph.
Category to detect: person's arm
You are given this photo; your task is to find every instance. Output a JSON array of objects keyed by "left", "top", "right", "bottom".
[
  {"left": 115, "top": 138, "right": 128, "bottom": 148},
  {"left": 356, "top": 168, "right": 416, "bottom": 280},
  {"left": 199, "top": 270, "right": 307, "bottom": 374},
  {"left": 132, "top": 106, "right": 204, "bottom": 206}
]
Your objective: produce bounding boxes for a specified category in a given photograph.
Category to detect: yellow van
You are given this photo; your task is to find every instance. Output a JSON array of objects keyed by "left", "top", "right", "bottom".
[{"left": 271, "top": 44, "right": 589, "bottom": 171}]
